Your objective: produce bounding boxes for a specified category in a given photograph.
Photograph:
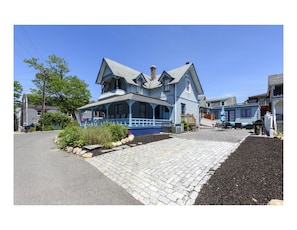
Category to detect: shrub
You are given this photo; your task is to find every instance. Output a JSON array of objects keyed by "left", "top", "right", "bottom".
[
  {"left": 57, "top": 123, "right": 129, "bottom": 150},
  {"left": 103, "top": 123, "right": 128, "bottom": 142},
  {"left": 181, "top": 120, "right": 189, "bottom": 131},
  {"left": 57, "top": 126, "right": 84, "bottom": 149},
  {"left": 43, "top": 112, "right": 72, "bottom": 130},
  {"left": 83, "top": 126, "right": 114, "bottom": 148}
]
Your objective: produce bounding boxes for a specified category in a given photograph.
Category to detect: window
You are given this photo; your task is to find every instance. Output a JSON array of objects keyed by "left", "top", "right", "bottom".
[
  {"left": 181, "top": 103, "right": 186, "bottom": 114},
  {"left": 259, "top": 98, "right": 265, "bottom": 105},
  {"left": 273, "top": 84, "right": 283, "bottom": 97},
  {"left": 136, "top": 79, "right": 143, "bottom": 94},
  {"left": 186, "top": 79, "right": 190, "bottom": 93},
  {"left": 164, "top": 78, "right": 170, "bottom": 92},
  {"left": 241, "top": 108, "right": 252, "bottom": 118}
]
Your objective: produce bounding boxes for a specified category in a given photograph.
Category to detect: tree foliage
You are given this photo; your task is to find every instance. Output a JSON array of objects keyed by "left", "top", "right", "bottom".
[
  {"left": 14, "top": 80, "right": 23, "bottom": 109},
  {"left": 24, "top": 55, "right": 91, "bottom": 118}
]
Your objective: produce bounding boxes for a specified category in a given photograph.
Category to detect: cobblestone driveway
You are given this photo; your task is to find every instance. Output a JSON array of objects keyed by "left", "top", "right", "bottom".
[{"left": 86, "top": 128, "right": 251, "bottom": 205}]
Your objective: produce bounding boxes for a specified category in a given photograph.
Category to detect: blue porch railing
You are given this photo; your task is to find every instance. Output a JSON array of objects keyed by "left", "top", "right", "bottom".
[{"left": 81, "top": 118, "right": 171, "bottom": 128}]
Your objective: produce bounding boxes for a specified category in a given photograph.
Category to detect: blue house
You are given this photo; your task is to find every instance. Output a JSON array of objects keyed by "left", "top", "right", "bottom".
[
  {"left": 211, "top": 103, "right": 261, "bottom": 127},
  {"left": 199, "top": 95, "right": 261, "bottom": 128},
  {"left": 78, "top": 58, "right": 204, "bottom": 135}
]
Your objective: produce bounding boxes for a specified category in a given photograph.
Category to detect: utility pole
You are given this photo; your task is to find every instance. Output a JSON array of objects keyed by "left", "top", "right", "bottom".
[{"left": 40, "top": 69, "right": 46, "bottom": 131}]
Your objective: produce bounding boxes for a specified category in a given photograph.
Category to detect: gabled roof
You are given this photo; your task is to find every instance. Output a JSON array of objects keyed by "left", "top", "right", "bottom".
[
  {"left": 96, "top": 58, "right": 141, "bottom": 86},
  {"left": 95, "top": 58, "right": 204, "bottom": 94},
  {"left": 167, "top": 63, "right": 204, "bottom": 95}
]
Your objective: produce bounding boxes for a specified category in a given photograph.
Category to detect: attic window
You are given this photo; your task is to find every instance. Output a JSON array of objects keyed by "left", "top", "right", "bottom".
[
  {"left": 164, "top": 78, "right": 170, "bottom": 92},
  {"left": 136, "top": 79, "right": 143, "bottom": 94},
  {"left": 186, "top": 79, "right": 191, "bottom": 93}
]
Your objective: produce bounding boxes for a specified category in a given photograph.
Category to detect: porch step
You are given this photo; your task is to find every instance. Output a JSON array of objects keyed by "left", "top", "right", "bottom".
[
  {"left": 200, "top": 118, "right": 216, "bottom": 127},
  {"left": 83, "top": 144, "right": 103, "bottom": 151}
]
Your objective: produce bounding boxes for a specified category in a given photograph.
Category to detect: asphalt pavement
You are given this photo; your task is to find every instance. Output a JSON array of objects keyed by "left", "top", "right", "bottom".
[{"left": 14, "top": 131, "right": 142, "bottom": 205}]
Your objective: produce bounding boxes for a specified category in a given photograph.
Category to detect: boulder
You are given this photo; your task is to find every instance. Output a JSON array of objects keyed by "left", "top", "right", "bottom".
[
  {"left": 116, "top": 141, "right": 122, "bottom": 146},
  {"left": 268, "top": 199, "right": 283, "bottom": 205},
  {"left": 66, "top": 146, "right": 74, "bottom": 153},
  {"left": 128, "top": 134, "right": 134, "bottom": 142},
  {"left": 121, "top": 138, "right": 127, "bottom": 144},
  {"left": 73, "top": 147, "right": 81, "bottom": 154},
  {"left": 78, "top": 150, "right": 88, "bottom": 156},
  {"left": 82, "top": 152, "right": 93, "bottom": 158}
]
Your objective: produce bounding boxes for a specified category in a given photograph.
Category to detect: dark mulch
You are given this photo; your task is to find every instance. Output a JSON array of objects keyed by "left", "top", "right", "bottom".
[
  {"left": 91, "top": 133, "right": 172, "bottom": 157},
  {"left": 128, "top": 133, "right": 172, "bottom": 145},
  {"left": 195, "top": 136, "right": 283, "bottom": 205}
]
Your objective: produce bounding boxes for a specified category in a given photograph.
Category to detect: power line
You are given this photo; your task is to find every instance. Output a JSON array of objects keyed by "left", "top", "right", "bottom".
[{"left": 21, "top": 26, "right": 44, "bottom": 60}]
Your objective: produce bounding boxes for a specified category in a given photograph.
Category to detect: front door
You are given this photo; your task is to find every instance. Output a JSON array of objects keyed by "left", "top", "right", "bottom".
[{"left": 225, "top": 110, "right": 235, "bottom": 122}]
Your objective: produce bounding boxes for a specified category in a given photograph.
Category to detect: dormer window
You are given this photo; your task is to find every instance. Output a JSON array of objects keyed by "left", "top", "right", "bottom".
[
  {"left": 136, "top": 78, "right": 143, "bottom": 94},
  {"left": 164, "top": 78, "right": 170, "bottom": 92}
]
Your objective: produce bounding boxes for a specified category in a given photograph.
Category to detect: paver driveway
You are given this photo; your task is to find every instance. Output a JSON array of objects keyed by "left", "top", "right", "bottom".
[{"left": 86, "top": 128, "right": 251, "bottom": 205}]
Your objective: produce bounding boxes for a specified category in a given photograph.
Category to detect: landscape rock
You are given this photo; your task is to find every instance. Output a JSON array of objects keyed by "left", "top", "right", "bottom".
[
  {"left": 116, "top": 141, "right": 122, "bottom": 147},
  {"left": 73, "top": 147, "right": 81, "bottom": 154},
  {"left": 78, "top": 150, "right": 88, "bottom": 156},
  {"left": 121, "top": 138, "right": 127, "bottom": 144},
  {"left": 66, "top": 146, "right": 73, "bottom": 153},
  {"left": 128, "top": 134, "right": 134, "bottom": 142},
  {"left": 82, "top": 152, "right": 93, "bottom": 158},
  {"left": 267, "top": 199, "right": 283, "bottom": 205}
]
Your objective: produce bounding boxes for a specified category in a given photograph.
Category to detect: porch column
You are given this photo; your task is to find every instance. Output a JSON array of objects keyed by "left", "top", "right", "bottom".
[
  {"left": 105, "top": 104, "right": 110, "bottom": 119},
  {"left": 272, "top": 100, "right": 277, "bottom": 133},
  {"left": 152, "top": 104, "right": 156, "bottom": 126},
  {"left": 90, "top": 108, "right": 94, "bottom": 125},
  {"left": 169, "top": 107, "right": 173, "bottom": 122},
  {"left": 128, "top": 101, "right": 133, "bottom": 127}
]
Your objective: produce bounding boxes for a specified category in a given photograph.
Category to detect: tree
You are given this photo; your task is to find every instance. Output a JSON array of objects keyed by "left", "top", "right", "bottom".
[
  {"left": 24, "top": 55, "right": 91, "bottom": 121},
  {"left": 14, "top": 80, "right": 23, "bottom": 131},
  {"left": 14, "top": 80, "right": 23, "bottom": 110}
]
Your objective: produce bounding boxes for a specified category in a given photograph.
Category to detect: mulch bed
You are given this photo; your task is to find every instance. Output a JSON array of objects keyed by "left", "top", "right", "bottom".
[
  {"left": 194, "top": 136, "right": 283, "bottom": 205},
  {"left": 128, "top": 133, "right": 172, "bottom": 145}
]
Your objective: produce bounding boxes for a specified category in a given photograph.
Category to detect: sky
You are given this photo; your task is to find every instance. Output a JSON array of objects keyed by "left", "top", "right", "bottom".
[{"left": 14, "top": 25, "right": 283, "bottom": 103}]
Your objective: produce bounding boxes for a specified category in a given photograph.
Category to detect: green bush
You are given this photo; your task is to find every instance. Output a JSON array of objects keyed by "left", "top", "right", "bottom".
[
  {"left": 43, "top": 112, "right": 72, "bottom": 130},
  {"left": 103, "top": 123, "right": 128, "bottom": 142},
  {"left": 57, "top": 126, "right": 84, "bottom": 149},
  {"left": 57, "top": 123, "right": 129, "bottom": 150},
  {"left": 82, "top": 126, "right": 113, "bottom": 148},
  {"left": 181, "top": 120, "right": 189, "bottom": 131}
]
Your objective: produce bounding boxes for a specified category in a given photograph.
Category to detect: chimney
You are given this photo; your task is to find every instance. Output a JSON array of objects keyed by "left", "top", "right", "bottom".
[{"left": 150, "top": 65, "right": 156, "bottom": 81}]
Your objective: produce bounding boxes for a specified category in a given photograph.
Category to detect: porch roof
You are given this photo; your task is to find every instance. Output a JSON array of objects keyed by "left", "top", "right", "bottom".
[{"left": 78, "top": 93, "right": 173, "bottom": 110}]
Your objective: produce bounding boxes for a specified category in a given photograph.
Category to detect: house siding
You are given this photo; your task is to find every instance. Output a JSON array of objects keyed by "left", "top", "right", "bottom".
[
  {"left": 211, "top": 104, "right": 260, "bottom": 125},
  {"left": 175, "top": 73, "right": 199, "bottom": 123}
]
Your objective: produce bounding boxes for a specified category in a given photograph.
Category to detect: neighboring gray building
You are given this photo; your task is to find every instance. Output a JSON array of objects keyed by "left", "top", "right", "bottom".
[
  {"left": 17, "top": 94, "right": 60, "bottom": 129},
  {"left": 78, "top": 58, "right": 204, "bottom": 135}
]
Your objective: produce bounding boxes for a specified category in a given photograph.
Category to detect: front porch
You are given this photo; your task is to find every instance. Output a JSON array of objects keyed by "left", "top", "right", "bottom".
[{"left": 78, "top": 93, "right": 173, "bottom": 135}]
